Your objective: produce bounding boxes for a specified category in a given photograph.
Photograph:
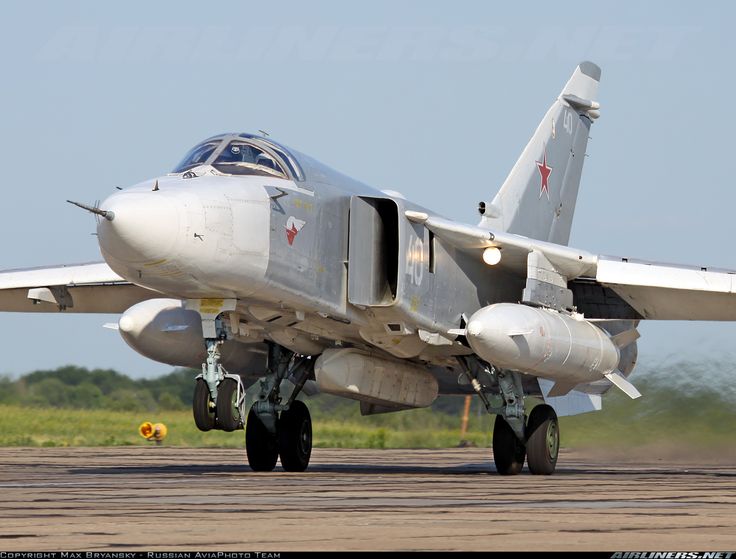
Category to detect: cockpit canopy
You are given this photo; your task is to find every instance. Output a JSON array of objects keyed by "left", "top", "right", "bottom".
[{"left": 172, "top": 133, "right": 304, "bottom": 180}]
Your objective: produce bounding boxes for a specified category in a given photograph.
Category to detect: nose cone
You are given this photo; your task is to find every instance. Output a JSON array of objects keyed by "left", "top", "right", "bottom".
[{"left": 97, "top": 192, "right": 181, "bottom": 265}]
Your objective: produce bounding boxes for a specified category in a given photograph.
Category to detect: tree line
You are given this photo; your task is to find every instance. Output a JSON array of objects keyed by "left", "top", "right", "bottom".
[
  {"left": 0, "top": 365, "right": 473, "bottom": 417},
  {"left": 0, "top": 366, "right": 196, "bottom": 412}
]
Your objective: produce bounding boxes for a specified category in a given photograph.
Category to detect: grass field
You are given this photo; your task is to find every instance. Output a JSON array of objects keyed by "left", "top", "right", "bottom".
[
  {"left": 2, "top": 359, "right": 735, "bottom": 452},
  {"left": 0, "top": 404, "right": 492, "bottom": 449},
  {"left": 2, "top": 380, "right": 735, "bottom": 451}
]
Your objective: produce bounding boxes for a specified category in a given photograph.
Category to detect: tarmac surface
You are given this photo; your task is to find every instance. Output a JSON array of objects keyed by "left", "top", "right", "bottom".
[{"left": 0, "top": 446, "right": 734, "bottom": 551}]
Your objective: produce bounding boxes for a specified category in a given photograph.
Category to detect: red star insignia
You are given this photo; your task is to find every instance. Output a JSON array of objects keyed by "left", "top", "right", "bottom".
[{"left": 536, "top": 150, "right": 552, "bottom": 199}]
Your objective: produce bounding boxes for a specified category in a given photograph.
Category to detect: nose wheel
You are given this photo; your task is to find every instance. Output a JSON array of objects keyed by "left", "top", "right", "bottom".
[
  {"left": 193, "top": 378, "right": 216, "bottom": 431},
  {"left": 192, "top": 373, "right": 245, "bottom": 432},
  {"left": 215, "top": 377, "right": 244, "bottom": 432}
]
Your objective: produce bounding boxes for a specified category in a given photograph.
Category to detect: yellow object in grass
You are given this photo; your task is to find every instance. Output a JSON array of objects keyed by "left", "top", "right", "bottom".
[{"left": 139, "top": 421, "right": 167, "bottom": 442}]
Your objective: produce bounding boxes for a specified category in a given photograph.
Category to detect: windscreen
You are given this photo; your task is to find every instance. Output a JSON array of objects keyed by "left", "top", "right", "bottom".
[
  {"left": 172, "top": 140, "right": 223, "bottom": 173},
  {"left": 211, "top": 140, "right": 286, "bottom": 178}
]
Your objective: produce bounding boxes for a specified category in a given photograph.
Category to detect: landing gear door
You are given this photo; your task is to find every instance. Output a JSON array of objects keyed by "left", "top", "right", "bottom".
[{"left": 347, "top": 196, "right": 399, "bottom": 307}]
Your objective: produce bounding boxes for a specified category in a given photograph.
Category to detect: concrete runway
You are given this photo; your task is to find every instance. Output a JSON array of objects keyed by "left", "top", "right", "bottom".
[{"left": 0, "top": 447, "right": 734, "bottom": 551}]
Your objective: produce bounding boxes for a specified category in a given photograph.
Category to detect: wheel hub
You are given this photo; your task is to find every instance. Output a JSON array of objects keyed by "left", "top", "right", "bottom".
[
  {"left": 298, "top": 421, "right": 311, "bottom": 454},
  {"left": 546, "top": 422, "right": 559, "bottom": 459}
]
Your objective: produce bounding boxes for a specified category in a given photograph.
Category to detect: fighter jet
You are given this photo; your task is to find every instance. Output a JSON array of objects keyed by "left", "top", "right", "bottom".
[{"left": 1, "top": 61, "right": 731, "bottom": 475}]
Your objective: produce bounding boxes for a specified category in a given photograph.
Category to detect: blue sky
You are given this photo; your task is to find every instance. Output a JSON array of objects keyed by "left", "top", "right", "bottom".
[{"left": 0, "top": 1, "right": 734, "bottom": 378}]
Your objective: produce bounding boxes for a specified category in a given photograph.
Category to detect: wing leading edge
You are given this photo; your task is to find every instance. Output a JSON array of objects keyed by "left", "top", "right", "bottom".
[
  {"left": 0, "top": 262, "right": 159, "bottom": 313},
  {"left": 406, "top": 210, "right": 736, "bottom": 321}
]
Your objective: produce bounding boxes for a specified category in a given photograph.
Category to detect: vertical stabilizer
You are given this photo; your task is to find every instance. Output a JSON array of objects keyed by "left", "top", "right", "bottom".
[{"left": 480, "top": 62, "right": 601, "bottom": 246}]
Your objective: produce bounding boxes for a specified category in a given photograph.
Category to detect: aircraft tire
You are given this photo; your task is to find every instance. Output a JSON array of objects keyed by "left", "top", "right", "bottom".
[
  {"left": 215, "top": 378, "right": 242, "bottom": 432},
  {"left": 526, "top": 404, "right": 559, "bottom": 475},
  {"left": 193, "top": 378, "right": 216, "bottom": 432},
  {"left": 278, "top": 400, "right": 312, "bottom": 472},
  {"left": 245, "top": 407, "right": 278, "bottom": 472},
  {"left": 492, "top": 414, "right": 526, "bottom": 475}
]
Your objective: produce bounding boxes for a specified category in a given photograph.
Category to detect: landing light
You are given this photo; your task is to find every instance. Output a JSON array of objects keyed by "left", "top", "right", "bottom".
[{"left": 482, "top": 247, "right": 502, "bottom": 266}]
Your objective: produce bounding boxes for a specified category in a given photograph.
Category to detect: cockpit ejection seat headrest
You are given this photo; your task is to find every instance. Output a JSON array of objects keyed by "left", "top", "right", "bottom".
[{"left": 256, "top": 153, "right": 276, "bottom": 170}]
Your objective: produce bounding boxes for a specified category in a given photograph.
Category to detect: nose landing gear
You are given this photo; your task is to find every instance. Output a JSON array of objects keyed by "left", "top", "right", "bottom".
[
  {"left": 192, "top": 337, "right": 247, "bottom": 433},
  {"left": 189, "top": 299, "right": 247, "bottom": 433}
]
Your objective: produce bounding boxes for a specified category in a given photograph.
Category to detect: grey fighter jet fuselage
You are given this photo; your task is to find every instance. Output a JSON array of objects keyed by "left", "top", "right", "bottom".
[{"left": 98, "top": 134, "right": 524, "bottom": 390}]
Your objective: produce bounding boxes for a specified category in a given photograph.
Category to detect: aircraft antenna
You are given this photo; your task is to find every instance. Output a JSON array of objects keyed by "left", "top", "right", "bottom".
[{"left": 66, "top": 199, "right": 114, "bottom": 222}]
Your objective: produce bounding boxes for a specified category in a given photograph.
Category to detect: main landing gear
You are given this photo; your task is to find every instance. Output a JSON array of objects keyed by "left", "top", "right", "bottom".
[
  {"left": 246, "top": 399, "right": 312, "bottom": 472},
  {"left": 191, "top": 319, "right": 314, "bottom": 473},
  {"left": 458, "top": 357, "right": 561, "bottom": 475},
  {"left": 493, "top": 404, "right": 559, "bottom": 475},
  {"left": 246, "top": 343, "right": 314, "bottom": 472}
]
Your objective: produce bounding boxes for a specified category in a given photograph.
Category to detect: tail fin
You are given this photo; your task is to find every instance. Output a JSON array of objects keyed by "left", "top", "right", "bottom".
[{"left": 480, "top": 61, "right": 601, "bottom": 246}]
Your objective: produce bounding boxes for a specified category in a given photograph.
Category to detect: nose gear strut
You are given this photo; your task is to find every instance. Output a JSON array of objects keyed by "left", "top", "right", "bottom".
[
  {"left": 189, "top": 299, "right": 247, "bottom": 432},
  {"left": 203, "top": 337, "right": 224, "bottom": 403}
]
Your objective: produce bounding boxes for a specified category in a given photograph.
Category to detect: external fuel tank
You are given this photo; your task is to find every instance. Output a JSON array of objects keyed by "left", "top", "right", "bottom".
[{"left": 465, "top": 303, "right": 620, "bottom": 384}]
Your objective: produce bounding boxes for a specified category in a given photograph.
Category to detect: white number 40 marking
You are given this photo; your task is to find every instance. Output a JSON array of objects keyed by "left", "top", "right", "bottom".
[
  {"left": 563, "top": 110, "right": 574, "bottom": 135},
  {"left": 405, "top": 235, "right": 424, "bottom": 286}
]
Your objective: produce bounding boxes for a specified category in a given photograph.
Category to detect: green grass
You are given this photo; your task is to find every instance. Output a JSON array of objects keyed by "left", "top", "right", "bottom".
[
  {"left": 0, "top": 405, "right": 238, "bottom": 447},
  {"left": 0, "top": 404, "right": 490, "bottom": 449},
  {"left": 2, "top": 368, "right": 735, "bottom": 451},
  {"left": 3, "top": 360, "right": 735, "bottom": 451},
  {"left": 559, "top": 396, "right": 736, "bottom": 449}
]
